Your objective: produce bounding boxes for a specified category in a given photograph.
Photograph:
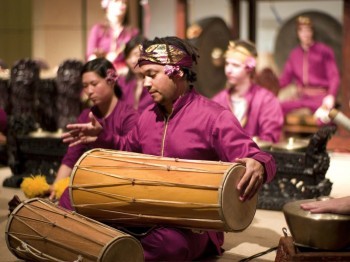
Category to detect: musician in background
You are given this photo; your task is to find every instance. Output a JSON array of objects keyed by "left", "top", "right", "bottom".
[
  {"left": 86, "top": 0, "right": 139, "bottom": 73},
  {"left": 50, "top": 58, "right": 138, "bottom": 200},
  {"left": 62, "top": 36, "right": 276, "bottom": 261},
  {"left": 212, "top": 40, "right": 284, "bottom": 143},
  {"left": 118, "top": 34, "right": 153, "bottom": 113},
  {"left": 278, "top": 16, "right": 340, "bottom": 120}
]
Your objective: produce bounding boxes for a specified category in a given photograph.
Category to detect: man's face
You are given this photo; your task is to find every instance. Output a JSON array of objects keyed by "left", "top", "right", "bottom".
[
  {"left": 225, "top": 57, "right": 249, "bottom": 86},
  {"left": 297, "top": 25, "right": 314, "bottom": 46},
  {"left": 139, "top": 63, "right": 179, "bottom": 107}
]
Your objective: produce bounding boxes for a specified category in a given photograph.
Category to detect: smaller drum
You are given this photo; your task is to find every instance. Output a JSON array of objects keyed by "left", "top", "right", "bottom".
[
  {"left": 5, "top": 198, "right": 144, "bottom": 262},
  {"left": 70, "top": 149, "right": 257, "bottom": 232}
]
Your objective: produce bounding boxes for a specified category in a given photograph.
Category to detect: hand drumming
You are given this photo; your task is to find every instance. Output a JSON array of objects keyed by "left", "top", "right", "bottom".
[
  {"left": 235, "top": 158, "right": 265, "bottom": 202},
  {"left": 62, "top": 112, "right": 102, "bottom": 147}
]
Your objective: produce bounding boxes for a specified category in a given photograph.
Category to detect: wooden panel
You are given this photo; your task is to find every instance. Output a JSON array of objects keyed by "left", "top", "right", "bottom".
[
  {"left": 176, "top": 0, "right": 188, "bottom": 39},
  {"left": 0, "top": 0, "right": 32, "bottom": 67}
]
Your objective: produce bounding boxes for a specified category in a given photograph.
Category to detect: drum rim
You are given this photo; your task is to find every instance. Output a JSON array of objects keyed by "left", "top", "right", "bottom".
[
  {"left": 5, "top": 198, "right": 42, "bottom": 260},
  {"left": 219, "top": 164, "right": 258, "bottom": 232},
  {"left": 98, "top": 235, "right": 144, "bottom": 262},
  {"left": 69, "top": 148, "right": 95, "bottom": 212}
]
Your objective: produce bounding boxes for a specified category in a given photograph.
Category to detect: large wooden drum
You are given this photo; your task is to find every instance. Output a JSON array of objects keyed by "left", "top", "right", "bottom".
[
  {"left": 5, "top": 198, "right": 144, "bottom": 262},
  {"left": 69, "top": 149, "right": 257, "bottom": 232}
]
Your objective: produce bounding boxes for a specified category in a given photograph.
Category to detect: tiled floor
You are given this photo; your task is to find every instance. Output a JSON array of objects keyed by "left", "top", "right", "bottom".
[{"left": 1, "top": 151, "right": 349, "bottom": 261}]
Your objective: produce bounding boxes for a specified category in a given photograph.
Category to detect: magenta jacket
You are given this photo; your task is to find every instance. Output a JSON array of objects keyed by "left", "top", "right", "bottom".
[
  {"left": 61, "top": 100, "right": 139, "bottom": 168},
  {"left": 87, "top": 24, "right": 139, "bottom": 64},
  {"left": 0, "top": 108, "right": 6, "bottom": 134},
  {"left": 118, "top": 75, "right": 153, "bottom": 114},
  {"left": 94, "top": 88, "right": 277, "bottom": 255},
  {"left": 212, "top": 84, "right": 284, "bottom": 143},
  {"left": 279, "top": 42, "right": 340, "bottom": 97}
]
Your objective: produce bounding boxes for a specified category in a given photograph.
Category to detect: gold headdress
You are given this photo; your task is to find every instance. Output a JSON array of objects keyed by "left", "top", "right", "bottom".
[
  {"left": 138, "top": 44, "right": 193, "bottom": 68},
  {"left": 225, "top": 41, "right": 256, "bottom": 66},
  {"left": 296, "top": 16, "right": 313, "bottom": 27}
]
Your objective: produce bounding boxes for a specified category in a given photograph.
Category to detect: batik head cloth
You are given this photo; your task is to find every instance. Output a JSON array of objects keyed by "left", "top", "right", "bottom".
[
  {"left": 225, "top": 41, "right": 256, "bottom": 69},
  {"left": 137, "top": 44, "right": 193, "bottom": 69}
]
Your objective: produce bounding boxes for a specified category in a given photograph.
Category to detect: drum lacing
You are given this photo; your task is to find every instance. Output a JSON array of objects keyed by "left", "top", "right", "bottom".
[
  {"left": 74, "top": 255, "right": 83, "bottom": 262},
  {"left": 16, "top": 242, "right": 61, "bottom": 261}
]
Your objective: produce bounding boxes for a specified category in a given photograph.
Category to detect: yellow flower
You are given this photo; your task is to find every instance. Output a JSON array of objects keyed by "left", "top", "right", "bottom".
[
  {"left": 53, "top": 177, "right": 70, "bottom": 199},
  {"left": 20, "top": 175, "right": 50, "bottom": 199}
]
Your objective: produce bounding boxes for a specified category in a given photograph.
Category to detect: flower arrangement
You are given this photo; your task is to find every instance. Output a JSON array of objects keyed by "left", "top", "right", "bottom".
[
  {"left": 245, "top": 57, "right": 256, "bottom": 70},
  {"left": 106, "top": 68, "right": 119, "bottom": 84}
]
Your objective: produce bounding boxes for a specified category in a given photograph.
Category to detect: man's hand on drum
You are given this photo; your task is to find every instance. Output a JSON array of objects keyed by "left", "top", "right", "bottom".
[
  {"left": 235, "top": 158, "right": 265, "bottom": 202},
  {"left": 62, "top": 112, "right": 102, "bottom": 147}
]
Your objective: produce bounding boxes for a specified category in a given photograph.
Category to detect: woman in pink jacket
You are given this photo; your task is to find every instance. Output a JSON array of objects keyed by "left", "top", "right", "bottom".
[{"left": 86, "top": 0, "right": 139, "bottom": 72}]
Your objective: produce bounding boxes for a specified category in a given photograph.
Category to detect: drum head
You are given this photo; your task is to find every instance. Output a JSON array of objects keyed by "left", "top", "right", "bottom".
[
  {"left": 100, "top": 236, "right": 144, "bottom": 262},
  {"left": 187, "top": 16, "right": 232, "bottom": 98},
  {"left": 274, "top": 11, "right": 342, "bottom": 72},
  {"left": 220, "top": 165, "right": 257, "bottom": 231}
]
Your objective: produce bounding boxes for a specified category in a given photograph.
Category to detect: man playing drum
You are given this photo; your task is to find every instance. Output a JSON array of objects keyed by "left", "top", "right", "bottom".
[{"left": 62, "top": 36, "right": 276, "bottom": 261}]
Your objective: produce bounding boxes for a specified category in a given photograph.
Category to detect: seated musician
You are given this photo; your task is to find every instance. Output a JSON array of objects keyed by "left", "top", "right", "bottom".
[
  {"left": 49, "top": 58, "right": 138, "bottom": 200},
  {"left": 62, "top": 36, "right": 277, "bottom": 261},
  {"left": 278, "top": 16, "right": 340, "bottom": 122},
  {"left": 118, "top": 34, "right": 154, "bottom": 113},
  {"left": 212, "top": 40, "right": 284, "bottom": 143}
]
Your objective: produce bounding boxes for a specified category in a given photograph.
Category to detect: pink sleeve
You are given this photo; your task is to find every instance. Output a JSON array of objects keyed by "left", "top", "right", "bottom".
[
  {"left": 212, "top": 110, "right": 277, "bottom": 183},
  {"left": 324, "top": 47, "right": 340, "bottom": 97},
  {"left": 256, "top": 94, "right": 284, "bottom": 143},
  {"left": 279, "top": 55, "right": 295, "bottom": 88}
]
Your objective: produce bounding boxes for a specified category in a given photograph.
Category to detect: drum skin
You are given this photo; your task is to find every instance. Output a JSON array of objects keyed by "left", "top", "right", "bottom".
[
  {"left": 5, "top": 198, "right": 144, "bottom": 262},
  {"left": 69, "top": 149, "right": 257, "bottom": 232}
]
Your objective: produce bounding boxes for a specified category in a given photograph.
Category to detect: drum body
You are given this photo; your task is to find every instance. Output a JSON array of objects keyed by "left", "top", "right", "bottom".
[
  {"left": 70, "top": 149, "right": 257, "bottom": 232},
  {"left": 5, "top": 198, "right": 144, "bottom": 262}
]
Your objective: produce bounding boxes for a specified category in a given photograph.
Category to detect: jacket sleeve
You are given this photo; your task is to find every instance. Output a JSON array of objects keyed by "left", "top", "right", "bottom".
[{"left": 211, "top": 110, "right": 277, "bottom": 183}]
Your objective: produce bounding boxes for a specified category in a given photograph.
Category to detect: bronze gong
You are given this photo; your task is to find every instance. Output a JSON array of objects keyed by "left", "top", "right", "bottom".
[{"left": 187, "top": 16, "right": 232, "bottom": 98}]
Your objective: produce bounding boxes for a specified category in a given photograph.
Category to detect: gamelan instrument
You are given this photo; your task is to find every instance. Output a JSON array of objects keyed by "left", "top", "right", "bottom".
[
  {"left": 5, "top": 198, "right": 144, "bottom": 262},
  {"left": 69, "top": 149, "right": 257, "bottom": 232},
  {"left": 283, "top": 199, "right": 350, "bottom": 250}
]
